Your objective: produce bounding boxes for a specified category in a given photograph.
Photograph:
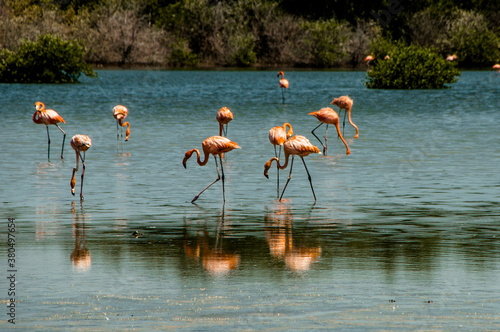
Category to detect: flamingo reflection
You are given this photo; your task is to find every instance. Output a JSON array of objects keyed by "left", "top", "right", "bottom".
[
  {"left": 183, "top": 212, "right": 240, "bottom": 276},
  {"left": 70, "top": 201, "right": 91, "bottom": 271},
  {"left": 265, "top": 200, "right": 321, "bottom": 272}
]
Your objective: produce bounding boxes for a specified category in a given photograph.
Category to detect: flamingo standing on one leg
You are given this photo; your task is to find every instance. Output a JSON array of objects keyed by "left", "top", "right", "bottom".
[
  {"left": 264, "top": 135, "right": 321, "bottom": 202},
  {"left": 309, "top": 108, "right": 351, "bottom": 156},
  {"left": 269, "top": 123, "right": 293, "bottom": 198},
  {"left": 183, "top": 136, "right": 241, "bottom": 204},
  {"left": 32, "top": 102, "right": 66, "bottom": 160},
  {"left": 331, "top": 95, "right": 359, "bottom": 138},
  {"left": 277, "top": 71, "right": 289, "bottom": 103},
  {"left": 112, "top": 105, "right": 130, "bottom": 141},
  {"left": 216, "top": 107, "right": 233, "bottom": 137},
  {"left": 70, "top": 135, "right": 92, "bottom": 201}
]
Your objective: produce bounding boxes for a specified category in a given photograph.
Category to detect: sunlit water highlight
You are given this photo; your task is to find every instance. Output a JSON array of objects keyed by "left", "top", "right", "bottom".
[{"left": 1, "top": 70, "right": 499, "bottom": 330}]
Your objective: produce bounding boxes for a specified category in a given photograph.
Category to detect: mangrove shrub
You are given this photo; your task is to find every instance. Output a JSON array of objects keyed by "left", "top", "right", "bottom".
[
  {"left": 0, "top": 34, "right": 96, "bottom": 83},
  {"left": 365, "top": 44, "right": 460, "bottom": 89}
]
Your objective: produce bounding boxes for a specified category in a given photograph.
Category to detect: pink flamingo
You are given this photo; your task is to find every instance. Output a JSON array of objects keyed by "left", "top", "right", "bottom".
[
  {"left": 277, "top": 71, "right": 289, "bottom": 103},
  {"left": 264, "top": 135, "right": 321, "bottom": 201},
  {"left": 309, "top": 108, "right": 351, "bottom": 156},
  {"left": 269, "top": 123, "right": 293, "bottom": 198},
  {"left": 70, "top": 135, "right": 92, "bottom": 201},
  {"left": 183, "top": 136, "right": 241, "bottom": 203},
  {"left": 32, "top": 102, "right": 66, "bottom": 160}
]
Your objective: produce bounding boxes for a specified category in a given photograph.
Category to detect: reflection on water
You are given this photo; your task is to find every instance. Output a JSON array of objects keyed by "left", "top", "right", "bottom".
[
  {"left": 2, "top": 70, "right": 500, "bottom": 329},
  {"left": 183, "top": 210, "right": 241, "bottom": 276},
  {"left": 70, "top": 201, "right": 91, "bottom": 272},
  {"left": 265, "top": 200, "right": 321, "bottom": 272}
]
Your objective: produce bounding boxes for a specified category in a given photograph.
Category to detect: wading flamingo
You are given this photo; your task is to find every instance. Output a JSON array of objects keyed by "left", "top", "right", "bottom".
[
  {"left": 331, "top": 95, "right": 359, "bottom": 138},
  {"left": 364, "top": 54, "right": 374, "bottom": 68},
  {"left": 183, "top": 136, "right": 241, "bottom": 203},
  {"left": 277, "top": 71, "right": 289, "bottom": 103},
  {"left": 269, "top": 123, "right": 293, "bottom": 198},
  {"left": 492, "top": 64, "right": 500, "bottom": 73},
  {"left": 113, "top": 105, "right": 130, "bottom": 141},
  {"left": 70, "top": 135, "right": 92, "bottom": 201},
  {"left": 309, "top": 108, "right": 351, "bottom": 156},
  {"left": 33, "top": 102, "right": 66, "bottom": 160},
  {"left": 216, "top": 107, "right": 233, "bottom": 137},
  {"left": 264, "top": 135, "right": 321, "bottom": 202}
]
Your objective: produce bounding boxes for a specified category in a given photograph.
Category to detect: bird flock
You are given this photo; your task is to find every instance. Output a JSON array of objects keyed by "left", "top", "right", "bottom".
[{"left": 32, "top": 72, "right": 358, "bottom": 203}]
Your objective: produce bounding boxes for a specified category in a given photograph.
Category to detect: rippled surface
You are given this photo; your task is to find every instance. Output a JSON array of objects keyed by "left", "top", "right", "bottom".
[{"left": 1, "top": 70, "right": 500, "bottom": 330}]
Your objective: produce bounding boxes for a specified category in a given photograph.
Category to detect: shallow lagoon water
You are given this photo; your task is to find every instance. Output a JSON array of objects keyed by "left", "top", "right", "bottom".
[{"left": 1, "top": 70, "right": 500, "bottom": 330}]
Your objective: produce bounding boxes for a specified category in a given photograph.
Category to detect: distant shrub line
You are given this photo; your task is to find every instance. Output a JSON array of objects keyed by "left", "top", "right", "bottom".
[{"left": 0, "top": 0, "right": 498, "bottom": 69}]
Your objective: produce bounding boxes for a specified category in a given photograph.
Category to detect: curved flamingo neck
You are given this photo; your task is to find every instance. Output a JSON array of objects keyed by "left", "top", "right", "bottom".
[
  {"left": 283, "top": 123, "right": 293, "bottom": 138},
  {"left": 185, "top": 148, "right": 210, "bottom": 167},
  {"left": 334, "top": 123, "right": 351, "bottom": 155},
  {"left": 32, "top": 112, "right": 43, "bottom": 124},
  {"left": 347, "top": 108, "right": 359, "bottom": 137},
  {"left": 219, "top": 122, "right": 224, "bottom": 136}
]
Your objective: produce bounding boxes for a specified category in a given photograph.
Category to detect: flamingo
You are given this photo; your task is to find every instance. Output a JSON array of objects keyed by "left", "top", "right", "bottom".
[
  {"left": 216, "top": 107, "right": 233, "bottom": 137},
  {"left": 269, "top": 123, "right": 293, "bottom": 198},
  {"left": 364, "top": 54, "right": 374, "bottom": 67},
  {"left": 309, "top": 108, "right": 351, "bottom": 156},
  {"left": 492, "top": 64, "right": 500, "bottom": 73},
  {"left": 264, "top": 135, "right": 321, "bottom": 202},
  {"left": 277, "top": 71, "right": 289, "bottom": 103},
  {"left": 70, "top": 135, "right": 92, "bottom": 201},
  {"left": 32, "top": 102, "right": 66, "bottom": 160},
  {"left": 446, "top": 54, "right": 458, "bottom": 61},
  {"left": 112, "top": 105, "right": 130, "bottom": 141},
  {"left": 183, "top": 136, "right": 241, "bottom": 203},
  {"left": 331, "top": 95, "right": 359, "bottom": 138}
]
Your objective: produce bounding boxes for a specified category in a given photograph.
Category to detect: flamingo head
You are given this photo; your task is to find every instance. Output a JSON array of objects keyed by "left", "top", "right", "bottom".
[
  {"left": 35, "top": 101, "right": 45, "bottom": 112},
  {"left": 277, "top": 71, "right": 284, "bottom": 78}
]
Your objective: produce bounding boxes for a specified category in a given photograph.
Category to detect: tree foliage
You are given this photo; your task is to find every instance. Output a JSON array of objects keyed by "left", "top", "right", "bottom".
[
  {"left": 0, "top": 34, "right": 96, "bottom": 83},
  {"left": 365, "top": 44, "right": 461, "bottom": 89},
  {"left": 0, "top": 0, "right": 498, "bottom": 68}
]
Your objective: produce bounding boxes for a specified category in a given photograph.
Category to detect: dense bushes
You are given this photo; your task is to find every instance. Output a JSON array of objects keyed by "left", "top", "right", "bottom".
[
  {"left": 365, "top": 44, "right": 461, "bottom": 89},
  {"left": 0, "top": 34, "right": 96, "bottom": 83},
  {"left": 0, "top": 0, "right": 498, "bottom": 68}
]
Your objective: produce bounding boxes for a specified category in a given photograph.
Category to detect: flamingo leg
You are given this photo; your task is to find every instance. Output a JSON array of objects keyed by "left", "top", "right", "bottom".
[
  {"left": 45, "top": 125, "right": 51, "bottom": 161},
  {"left": 279, "top": 156, "right": 295, "bottom": 202},
  {"left": 311, "top": 122, "right": 327, "bottom": 155},
  {"left": 300, "top": 156, "right": 316, "bottom": 201},
  {"left": 281, "top": 88, "right": 286, "bottom": 103},
  {"left": 274, "top": 145, "right": 281, "bottom": 198},
  {"left": 220, "top": 155, "right": 225, "bottom": 203},
  {"left": 324, "top": 124, "right": 329, "bottom": 156},
  {"left": 342, "top": 110, "right": 347, "bottom": 137},
  {"left": 191, "top": 156, "right": 221, "bottom": 204},
  {"left": 71, "top": 151, "right": 80, "bottom": 196},
  {"left": 55, "top": 123, "right": 66, "bottom": 159},
  {"left": 79, "top": 151, "right": 86, "bottom": 201}
]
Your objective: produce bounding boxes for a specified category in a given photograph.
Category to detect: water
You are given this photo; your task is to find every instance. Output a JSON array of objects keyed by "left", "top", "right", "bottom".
[{"left": 1, "top": 70, "right": 500, "bottom": 330}]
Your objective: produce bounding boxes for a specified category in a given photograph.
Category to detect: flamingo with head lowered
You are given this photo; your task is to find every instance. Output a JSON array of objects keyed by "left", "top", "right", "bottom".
[
  {"left": 264, "top": 135, "right": 321, "bottom": 202},
  {"left": 269, "top": 123, "right": 293, "bottom": 198},
  {"left": 331, "top": 95, "right": 359, "bottom": 138},
  {"left": 113, "top": 105, "right": 130, "bottom": 141},
  {"left": 183, "top": 136, "right": 241, "bottom": 204},
  {"left": 70, "top": 135, "right": 92, "bottom": 201},
  {"left": 309, "top": 107, "right": 351, "bottom": 156}
]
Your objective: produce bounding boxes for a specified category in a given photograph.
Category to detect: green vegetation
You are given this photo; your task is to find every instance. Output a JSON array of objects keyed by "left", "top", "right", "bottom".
[
  {"left": 0, "top": 0, "right": 498, "bottom": 69},
  {"left": 0, "top": 34, "right": 96, "bottom": 83},
  {"left": 365, "top": 44, "right": 461, "bottom": 89}
]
